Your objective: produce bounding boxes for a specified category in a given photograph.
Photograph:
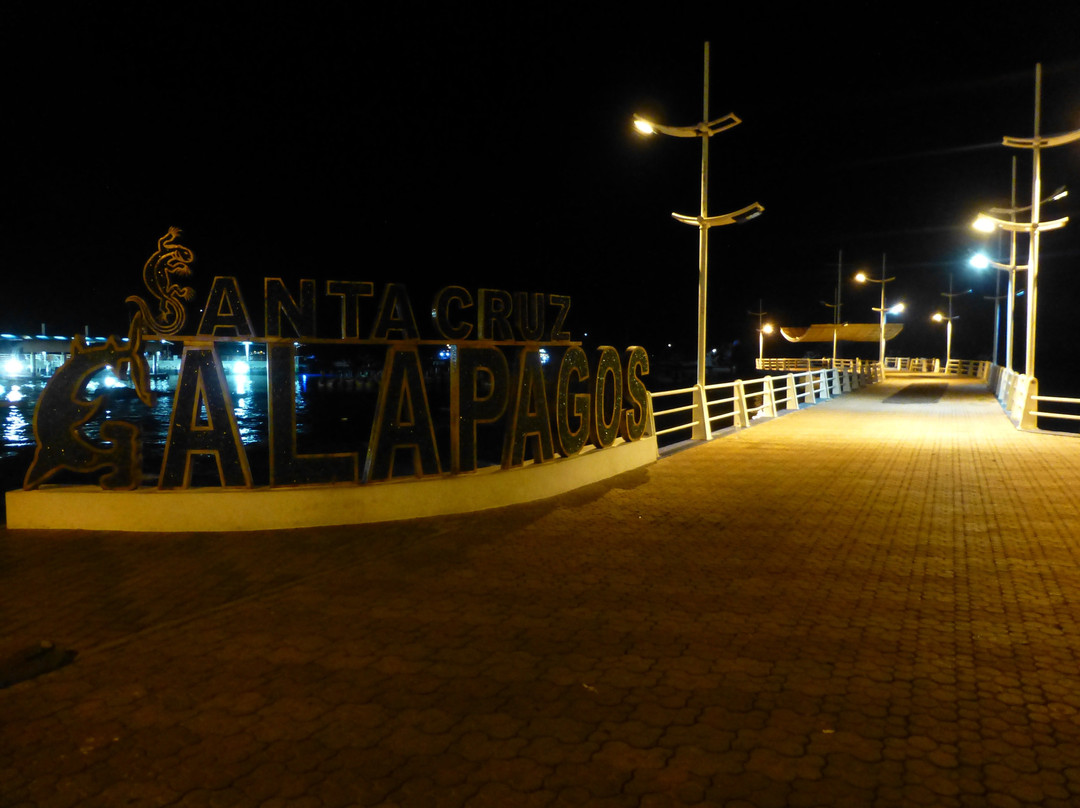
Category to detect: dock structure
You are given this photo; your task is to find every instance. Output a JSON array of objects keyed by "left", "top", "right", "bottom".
[{"left": 3, "top": 375, "right": 1080, "bottom": 805}]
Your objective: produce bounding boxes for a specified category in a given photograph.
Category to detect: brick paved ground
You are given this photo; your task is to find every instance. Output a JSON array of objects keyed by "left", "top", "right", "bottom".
[{"left": 4, "top": 375, "right": 1080, "bottom": 807}]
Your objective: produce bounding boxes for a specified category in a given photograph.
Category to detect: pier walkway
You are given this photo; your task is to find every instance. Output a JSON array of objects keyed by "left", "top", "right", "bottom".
[{"left": 4, "top": 375, "right": 1080, "bottom": 807}]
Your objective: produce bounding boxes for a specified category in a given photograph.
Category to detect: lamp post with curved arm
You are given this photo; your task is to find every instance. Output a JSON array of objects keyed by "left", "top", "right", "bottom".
[
  {"left": 633, "top": 41, "right": 764, "bottom": 390},
  {"left": 820, "top": 250, "right": 844, "bottom": 368},
  {"left": 991, "top": 63, "right": 1080, "bottom": 377},
  {"left": 932, "top": 273, "right": 972, "bottom": 367},
  {"left": 971, "top": 147, "right": 1069, "bottom": 370},
  {"left": 749, "top": 299, "right": 773, "bottom": 363},
  {"left": 855, "top": 254, "right": 902, "bottom": 378},
  {"left": 971, "top": 251, "right": 1006, "bottom": 367}
]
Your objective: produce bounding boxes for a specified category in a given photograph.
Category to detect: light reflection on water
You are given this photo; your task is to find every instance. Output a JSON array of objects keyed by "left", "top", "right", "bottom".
[
  {"left": 0, "top": 373, "right": 284, "bottom": 461},
  {"left": 0, "top": 367, "right": 467, "bottom": 493},
  {"left": 0, "top": 364, "right": 405, "bottom": 496},
  {"left": 3, "top": 405, "right": 29, "bottom": 448}
]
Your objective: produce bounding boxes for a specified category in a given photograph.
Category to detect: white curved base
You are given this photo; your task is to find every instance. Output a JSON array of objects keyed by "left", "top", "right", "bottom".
[{"left": 5, "top": 437, "right": 658, "bottom": 532}]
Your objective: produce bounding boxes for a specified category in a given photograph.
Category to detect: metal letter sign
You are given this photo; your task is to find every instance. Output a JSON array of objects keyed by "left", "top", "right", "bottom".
[
  {"left": 24, "top": 316, "right": 152, "bottom": 489},
  {"left": 23, "top": 230, "right": 651, "bottom": 496},
  {"left": 124, "top": 227, "right": 195, "bottom": 336}
]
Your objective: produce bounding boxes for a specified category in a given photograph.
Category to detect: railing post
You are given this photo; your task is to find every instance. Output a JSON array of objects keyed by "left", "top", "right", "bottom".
[
  {"left": 644, "top": 391, "right": 660, "bottom": 458},
  {"left": 734, "top": 379, "right": 749, "bottom": 428},
  {"left": 1000, "top": 369, "right": 1015, "bottom": 406},
  {"left": 762, "top": 376, "right": 777, "bottom": 418},
  {"left": 1000, "top": 369, "right": 1013, "bottom": 404},
  {"left": 805, "top": 371, "right": 817, "bottom": 404},
  {"left": 1019, "top": 376, "right": 1039, "bottom": 431},
  {"left": 692, "top": 383, "right": 712, "bottom": 441},
  {"left": 785, "top": 373, "right": 799, "bottom": 410},
  {"left": 1007, "top": 374, "right": 1025, "bottom": 424}
]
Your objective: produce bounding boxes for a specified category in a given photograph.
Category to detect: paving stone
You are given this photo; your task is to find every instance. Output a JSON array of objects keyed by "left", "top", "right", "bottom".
[{"left": 6, "top": 377, "right": 1080, "bottom": 807}]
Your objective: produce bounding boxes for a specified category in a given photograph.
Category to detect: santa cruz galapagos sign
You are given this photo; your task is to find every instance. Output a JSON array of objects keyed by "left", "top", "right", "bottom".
[{"left": 23, "top": 229, "right": 651, "bottom": 494}]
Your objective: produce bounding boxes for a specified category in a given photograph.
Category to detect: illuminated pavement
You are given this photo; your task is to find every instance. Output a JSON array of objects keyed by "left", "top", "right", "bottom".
[{"left": 5, "top": 374, "right": 1080, "bottom": 807}]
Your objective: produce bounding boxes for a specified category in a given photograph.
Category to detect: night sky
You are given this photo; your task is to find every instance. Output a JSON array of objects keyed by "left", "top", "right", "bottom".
[{"left": 3, "top": 4, "right": 1080, "bottom": 379}]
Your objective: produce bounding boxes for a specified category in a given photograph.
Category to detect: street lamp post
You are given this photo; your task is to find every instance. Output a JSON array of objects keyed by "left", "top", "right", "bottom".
[
  {"left": 749, "top": 299, "right": 773, "bottom": 363},
  {"left": 973, "top": 158, "right": 1068, "bottom": 373},
  {"left": 633, "top": 42, "right": 763, "bottom": 390},
  {"left": 973, "top": 200, "right": 1069, "bottom": 377},
  {"left": 971, "top": 157, "right": 1018, "bottom": 368},
  {"left": 820, "top": 249, "right": 844, "bottom": 368},
  {"left": 931, "top": 312, "right": 954, "bottom": 368},
  {"left": 980, "top": 257, "right": 1005, "bottom": 367},
  {"left": 855, "top": 254, "right": 901, "bottom": 378},
  {"left": 932, "top": 273, "right": 971, "bottom": 367},
  {"left": 997, "top": 63, "right": 1080, "bottom": 377},
  {"left": 1000, "top": 157, "right": 1020, "bottom": 370}
]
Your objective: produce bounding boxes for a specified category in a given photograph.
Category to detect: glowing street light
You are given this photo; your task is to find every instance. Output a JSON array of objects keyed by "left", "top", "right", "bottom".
[
  {"left": 633, "top": 41, "right": 764, "bottom": 390},
  {"left": 931, "top": 311, "right": 954, "bottom": 368},
  {"left": 932, "top": 273, "right": 972, "bottom": 367},
  {"left": 855, "top": 254, "right": 902, "bottom": 378},
  {"left": 749, "top": 300, "right": 773, "bottom": 362}
]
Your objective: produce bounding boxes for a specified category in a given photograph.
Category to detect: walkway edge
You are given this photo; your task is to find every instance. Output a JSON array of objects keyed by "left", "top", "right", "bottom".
[{"left": 4, "top": 436, "right": 658, "bottom": 532}]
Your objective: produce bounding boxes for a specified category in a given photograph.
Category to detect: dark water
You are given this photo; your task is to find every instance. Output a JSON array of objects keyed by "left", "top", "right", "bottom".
[
  {"left": 1, "top": 379, "right": 53, "bottom": 501},
  {"left": 0, "top": 370, "right": 390, "bottom": 509},
  {"left": 0, "top": 358, "right": 730, "bottom": 508},
  {"left": 0, "top": 363, "right": 508, "bottom": 513}
]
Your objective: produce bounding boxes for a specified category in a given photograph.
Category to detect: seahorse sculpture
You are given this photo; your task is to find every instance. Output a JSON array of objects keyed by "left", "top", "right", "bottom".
[
  {"left": 23, "top": 315, "right": 153, "bottom": 490},
  {"left": 124, "top": 227, "right": 196, "bottom": 336}
]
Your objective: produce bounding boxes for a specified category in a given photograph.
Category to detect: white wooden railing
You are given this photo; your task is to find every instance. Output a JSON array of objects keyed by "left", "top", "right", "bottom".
[
  {"left": 756, "top": 356, "right": 995, "bottom": 376},
  {"left": 648, "top": 355, "right": 1080, "bottom": 444},
  {"left": 647, "top": 357, "right": 1005, "bottom": 449},
  {"left": 648, "top": 366, "right": 874, "bottom": 447},
  {"left": 988, "top": 365, "right": 1080, "bottom": 433}
]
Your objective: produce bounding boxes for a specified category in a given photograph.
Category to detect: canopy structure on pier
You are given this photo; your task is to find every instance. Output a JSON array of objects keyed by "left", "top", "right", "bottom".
[{"left": 780, "top": 323, "right": 903, "bottom": 343}]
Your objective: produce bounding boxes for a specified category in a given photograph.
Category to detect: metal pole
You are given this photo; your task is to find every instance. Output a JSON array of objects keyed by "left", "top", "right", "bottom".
[
  {"left": 758, "top": 298, "right": 765, "bottom": 361},
  {"left": 833, "top": 250, "right": 841, "bottom": 367},
  {"left": 1025, "top": 64, "right": 1042, "bottom": 378},
  {"left": 946, "top": 274, "right": 954, "bottom": 366},
  {"left": 696, "top": 42, "right": 710, "bottom": 388},
  {"left": 1006, "top": 155, "right": 1018, "bottom": 371},
  {"left": 750, "top": 299, "right": 768, "bottom": 363},
  {"left": 991, "top": 265, "right": 1001, "bottom": 366},
  {"left": 879, "top": 254, "right": 887, "bottom": 375}
]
